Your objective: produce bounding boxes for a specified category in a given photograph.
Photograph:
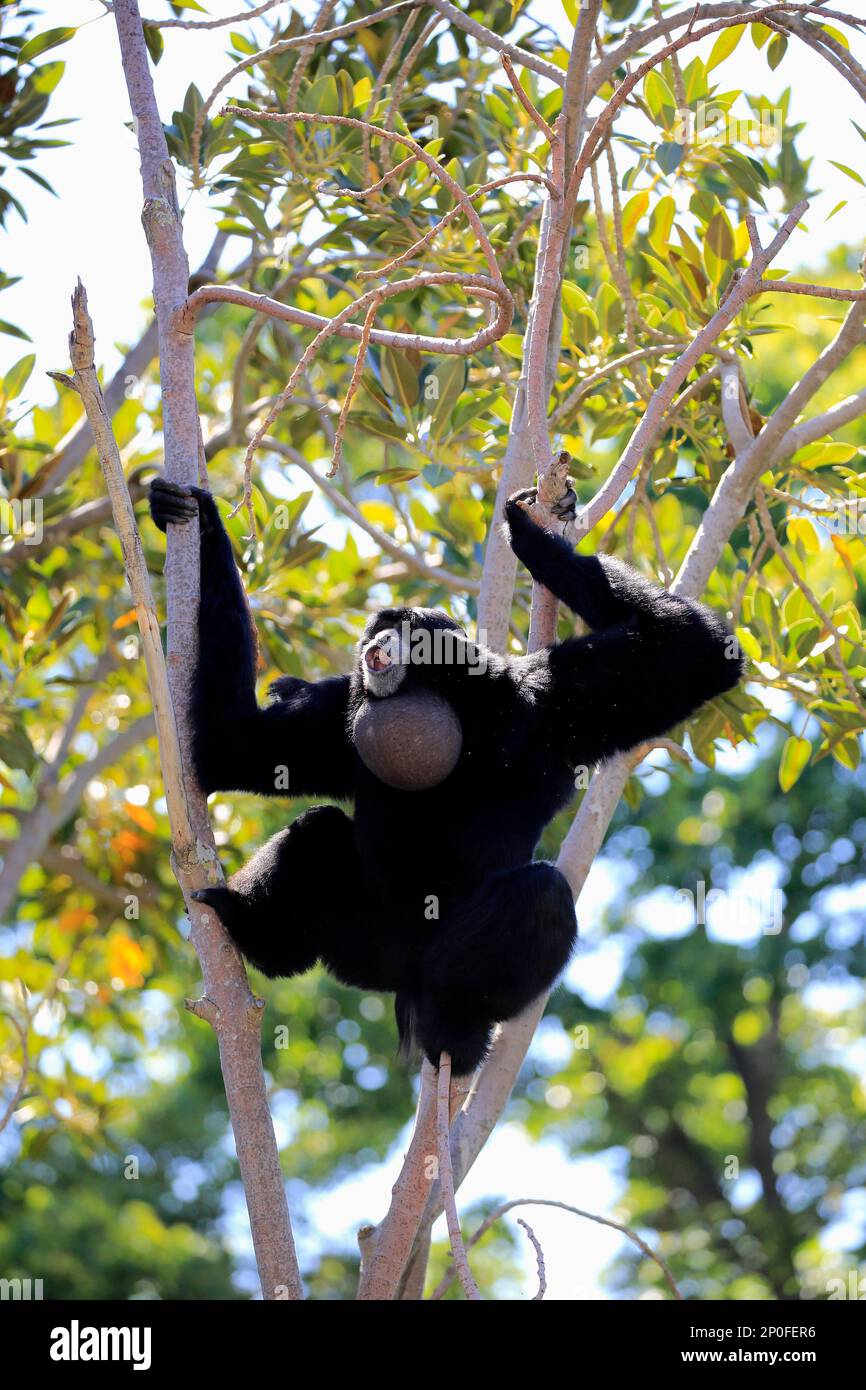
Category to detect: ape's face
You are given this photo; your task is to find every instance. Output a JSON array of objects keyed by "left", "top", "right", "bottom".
[
  {"left": 360, "top": 625, "right": 407, "bottom": 698},
  {"left": 358, "top": 607, "right": 467, "bottom": 699}
]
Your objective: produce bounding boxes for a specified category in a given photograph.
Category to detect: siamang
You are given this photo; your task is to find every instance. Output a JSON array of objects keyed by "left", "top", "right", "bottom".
[{"left": 149, "top": 477, "right": 742, "bottom": 1074}]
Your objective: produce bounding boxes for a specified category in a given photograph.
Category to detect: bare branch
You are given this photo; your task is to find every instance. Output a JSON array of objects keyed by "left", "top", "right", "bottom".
[
  {"left": 68, "top": 281, "right": 198, "bottom": 861},
  {"left": 357, "top": 1062, "right": 440, "bottom": 1299},
  {"left": 112, "top": 0, "right": 302, "bottom": 1302},
  {"left": 27, "top": 234, "right": 229, "bottom": 499},
  {"left": 437, "top": 1053, "right": 481, "bottom": 1301},
  {"left": 285, "top": 0, "right": 338, "bottom": 168},
  {"left": 757, "top": 278, "right": 866, "bottom": 301},
  {"left": 356, "top": 172, "right": 555, "bottom": 282},
  {"left": 776, "top": 386, "right": 866, "bottom": 456},
  {"left": 590, "top": 3, "right": 866, "bottom": 97},
  {"left": 140, "top": 0, "right": 284, "bottom": 28},
  {"left": 187, "top": 273, "right": 510, "bottom": 356},
  {"left": 720, "top": 361, "right": 755, "bottom": 457}
]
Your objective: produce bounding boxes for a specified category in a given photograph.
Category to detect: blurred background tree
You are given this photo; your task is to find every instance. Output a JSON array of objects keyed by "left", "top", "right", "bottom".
[{"left": 1, "top": 0, "right": 865, "bottom": 1298}]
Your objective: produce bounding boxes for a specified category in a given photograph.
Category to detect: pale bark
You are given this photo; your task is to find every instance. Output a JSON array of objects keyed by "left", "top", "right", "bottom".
[{"left": 111, "top": 0, "right": 302, "bottom": 1301}]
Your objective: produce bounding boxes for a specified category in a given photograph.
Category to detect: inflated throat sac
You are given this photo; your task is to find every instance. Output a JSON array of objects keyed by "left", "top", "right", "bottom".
[{"left": 352, "top": 690, "right": 463, "bottom": 791}]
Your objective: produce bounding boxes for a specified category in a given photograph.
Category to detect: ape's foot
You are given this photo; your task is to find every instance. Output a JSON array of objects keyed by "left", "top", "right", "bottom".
[{"left": 417, "top": 1007, "right": 494, "bottom": 1078}]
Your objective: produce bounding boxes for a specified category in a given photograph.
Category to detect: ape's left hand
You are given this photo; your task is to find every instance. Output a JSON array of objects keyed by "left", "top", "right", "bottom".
[{"left": 507, "top": 483, "right": 577, "bottom": 527}]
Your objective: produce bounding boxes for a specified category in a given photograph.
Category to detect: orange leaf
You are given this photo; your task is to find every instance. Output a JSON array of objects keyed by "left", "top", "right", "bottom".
[
  {"left": 831, "top": 533, "right": 856, "bottom": 582},
  {"left": 107, "top": 933, "right": 147, "bottom": 987},
  {"left": 58, "top": 907, "right": 96, "bottom": 935},
  {"left": 126, "top": 804, "right": 157, "bottom": 833},
  {"left": 112, "top": 609, "right": 138, "bottom": 630}
]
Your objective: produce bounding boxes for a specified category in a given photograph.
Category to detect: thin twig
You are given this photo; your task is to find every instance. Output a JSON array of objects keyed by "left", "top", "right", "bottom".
[
  {"left": 329, "top": 292, "right": 382, "bottom": 478},
  {"left": 431, "top": 1197, "right": 682, "bottom": 1301},
  {"left": 500, "top": 53, "right": 558, "bottom": 144},
  {"left": 517, "top": 1218, "right": 547, "bottom": 1300},
  {"left": 757, "top": 278, "right": 866, "bottom": 302}
]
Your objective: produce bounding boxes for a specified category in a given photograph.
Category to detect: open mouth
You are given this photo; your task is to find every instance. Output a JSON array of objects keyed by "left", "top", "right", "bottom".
[{"left": 365, "top": 645, "right": 393, "bottom": 674}]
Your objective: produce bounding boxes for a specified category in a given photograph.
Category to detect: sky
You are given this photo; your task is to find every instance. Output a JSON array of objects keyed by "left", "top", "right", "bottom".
[{"left": 4, "top": 0, "right": 866, "bottom": 1299}]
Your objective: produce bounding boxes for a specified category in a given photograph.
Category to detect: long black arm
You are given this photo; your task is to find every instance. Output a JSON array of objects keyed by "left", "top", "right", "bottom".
[
  {"left": 150, "top": 480, "right": 353, "bottom": 799},
  {"left": 505, "top": 491, "right": 743, "bottom": 763}
]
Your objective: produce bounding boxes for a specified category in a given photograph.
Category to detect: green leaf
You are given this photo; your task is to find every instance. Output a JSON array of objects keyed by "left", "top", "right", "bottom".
[
  {"left": 3, "top": 354, "right": 35, "bottom": 400},
  {"left": 735, "top": 627, "right": 761, "bottom": 662},
  {"left": 829, "top": 160, "right": 865, "bottom": 187},
  {"left": 144, "top": 23, "right": 164, "bottom": 65},
  {"left": 821, "top": 24, "right": 849, "bottom": 50},
  {"left": 496, "top": 334, "right": 524, "bottom": 359},
  {"left": 786, "top": 517, "right": 819, "bottom": 553},
  {"left": 648, "top": 194, "right": 675, "bottom": 254},
  {"left": 306, "top": 76, "right": 339, "bottom": 117},
  {"left": 656, "top": 142, "right": 684, "bottom": 175},
  {"left": 793, "top": 442, "right": 859, "bottom": 468},
  {"left": 751, "top": 22, "right": 771, "bottom": 50},
  {"left": 426, "top": 358, "right": 467, "bottom": 439},
  {"left": 706, "top": 25, "right": 745, "bottom": 72},
  {"left": 380, "top": 348, "right": 419, "bottom": 413},
  {"left": 0, "top": 319, "right": 31, "bottom": 342},
  {"left": 706, "top": 209, "right": 735, "bottom": 262},
  {"left": 485, "top": 91, "right": 515, "bottom": 129},
  {"left": 19, "top": 27, "right": 76, "bottom": 63},
  {"left": 621, "top": 190, "right": 649, "bottom": 241},
  {"left": 767, "top": 34, "right": 788, "bottom": 70},
  {"left": 779, "top": 735, "right": 811, "bottom": 792},
  {"left": 644, "top": 70, "right": 676, "bottom": 124}
]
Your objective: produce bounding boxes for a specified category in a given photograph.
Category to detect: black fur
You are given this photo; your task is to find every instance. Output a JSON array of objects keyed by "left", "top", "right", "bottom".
[{"left": 150, "top": 478, "right": 743, "bottom": 1074}]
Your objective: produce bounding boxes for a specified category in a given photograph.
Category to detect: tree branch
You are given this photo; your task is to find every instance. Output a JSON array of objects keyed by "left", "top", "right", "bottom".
[{"left": 112, "top": 0, "right": 302, "bottom": 1302}]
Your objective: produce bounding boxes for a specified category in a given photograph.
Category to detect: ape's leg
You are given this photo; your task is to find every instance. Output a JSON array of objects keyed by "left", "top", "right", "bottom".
[
  {"left": 192, "top": 805, "right": 393, "bottom": 990},
  {"left": 414, "top": 862, "right": 576, "bottom": 1075}
]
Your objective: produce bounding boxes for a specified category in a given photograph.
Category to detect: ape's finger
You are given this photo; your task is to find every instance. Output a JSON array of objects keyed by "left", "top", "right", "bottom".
[
  {"left": 508, "top": 486, "right": 538, "bottom": 507},
  {"left": 151, "top": 478, "right": 193, "bottom": 499},
  {"left": 551, "top": 483, "right": 577, "bottom": 522},
  {"left": 152, "top": 496, "right": 198, "bottom": 518}
]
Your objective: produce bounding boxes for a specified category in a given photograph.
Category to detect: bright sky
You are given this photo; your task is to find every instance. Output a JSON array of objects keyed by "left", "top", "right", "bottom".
[{"left": 5, "top": 1, "right": 865, "bottom": 1299}]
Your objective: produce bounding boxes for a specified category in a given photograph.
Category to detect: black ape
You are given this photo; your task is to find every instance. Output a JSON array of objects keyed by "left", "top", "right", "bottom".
[{"left": 149, "top": 478, "right": 742, "bottom": 1074}]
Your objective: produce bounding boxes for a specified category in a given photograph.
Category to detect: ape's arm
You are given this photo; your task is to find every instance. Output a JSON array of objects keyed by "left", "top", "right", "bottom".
[
  {"left": 505, "top": 491, "right": 743, "bottom": 763},
  {"left": 149, "top": 480, "right": 353, "bottom": 799}
]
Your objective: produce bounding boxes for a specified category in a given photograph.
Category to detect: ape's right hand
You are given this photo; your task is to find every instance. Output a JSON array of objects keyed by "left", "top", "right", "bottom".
[{"left": 149, "top": 478, "right": 213, "bottom": 533}]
